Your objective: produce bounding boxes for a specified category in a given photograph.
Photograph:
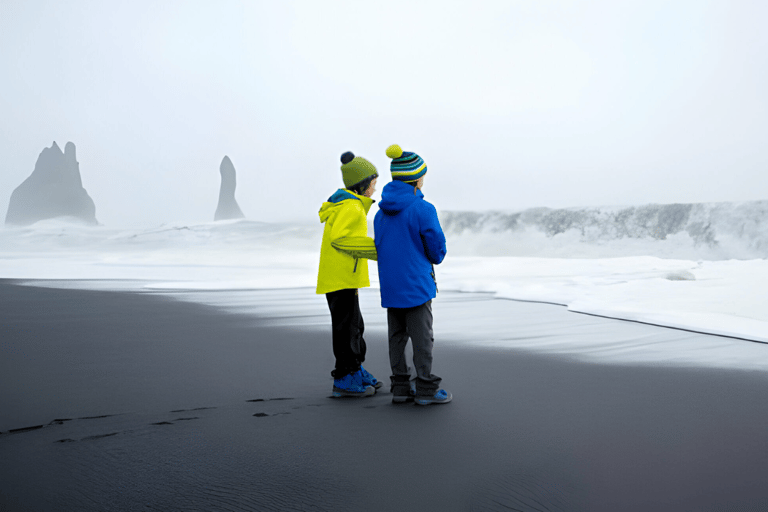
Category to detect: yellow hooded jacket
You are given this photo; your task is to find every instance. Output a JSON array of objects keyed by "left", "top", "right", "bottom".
[{"left": 316, "top": 189, "right": 377, "bottom": 295}]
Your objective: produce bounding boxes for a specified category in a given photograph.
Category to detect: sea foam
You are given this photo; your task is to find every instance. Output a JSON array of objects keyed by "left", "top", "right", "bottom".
[{"left": 440, "top": 200, "right": 768, "bottom": 260}]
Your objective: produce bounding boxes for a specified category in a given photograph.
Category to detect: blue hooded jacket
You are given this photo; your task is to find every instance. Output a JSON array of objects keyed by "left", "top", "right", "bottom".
[{"left": 374, "top": 180, "right": 447, "bottom": 308}]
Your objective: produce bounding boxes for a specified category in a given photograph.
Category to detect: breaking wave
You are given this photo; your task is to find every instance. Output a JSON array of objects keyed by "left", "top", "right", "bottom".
[
  {"left": 3, "top": 201, "right": 766, "bottom": 261},
  {"left": 440, "top": 201, "right": 768, "bottom": 260}
]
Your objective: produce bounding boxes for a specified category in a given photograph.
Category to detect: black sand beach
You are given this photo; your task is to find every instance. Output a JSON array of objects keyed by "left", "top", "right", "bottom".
[{"left": 1, "top": 279, "right": 767, "bottom": 511}]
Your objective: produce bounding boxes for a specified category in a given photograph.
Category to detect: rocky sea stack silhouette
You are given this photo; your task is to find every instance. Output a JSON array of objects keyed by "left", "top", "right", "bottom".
[
  {"left": 5, "top": 141, "right": 98, "bottom": 226},
  {"left": 214, "top": 155, "right": 245, "bottom": 221}
]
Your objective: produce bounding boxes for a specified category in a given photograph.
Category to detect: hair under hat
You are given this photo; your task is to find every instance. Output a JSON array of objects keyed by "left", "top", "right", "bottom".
[
  {"left": 385, "top": 144, "right": 427, "bottom": 182},
  {"left": 340, "top": 151, "right": 378, "bottom": 189}
]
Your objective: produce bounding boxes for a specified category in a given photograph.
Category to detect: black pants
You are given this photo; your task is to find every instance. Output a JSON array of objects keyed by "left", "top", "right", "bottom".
[{"left": 326, "top": 288, "right": 367, "bottom": 379}]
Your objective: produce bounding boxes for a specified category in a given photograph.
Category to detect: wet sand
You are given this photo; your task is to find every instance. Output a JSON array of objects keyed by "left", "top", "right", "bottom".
[{"left": 1, "top": 279, "right": 767, "bottom": 511}]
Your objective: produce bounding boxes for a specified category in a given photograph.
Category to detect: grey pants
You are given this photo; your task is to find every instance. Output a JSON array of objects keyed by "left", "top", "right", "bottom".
[{"left": 387, "top": 300, "right": 441, "bottom": 397}]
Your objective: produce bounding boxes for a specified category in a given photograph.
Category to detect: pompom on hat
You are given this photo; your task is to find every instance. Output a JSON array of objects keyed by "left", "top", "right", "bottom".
[
  {"left": 386, "top": 144, "right": 427, "bottom": 182},
  {"left": 340, "top": 151, "right": 378, "bottom": 188}
]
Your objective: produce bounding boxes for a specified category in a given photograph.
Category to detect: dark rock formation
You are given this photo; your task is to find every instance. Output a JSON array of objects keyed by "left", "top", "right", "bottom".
[
  {"left": 214, "top": 156, "right": 245, "bottom": 221},
  {"left": 5, "top": 141, "right": 98, "bottom": 226}
]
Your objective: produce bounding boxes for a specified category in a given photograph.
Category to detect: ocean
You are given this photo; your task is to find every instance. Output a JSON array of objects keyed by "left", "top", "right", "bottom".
[{"left": 2, "top": 200, "right": 766, "bottom": 359}]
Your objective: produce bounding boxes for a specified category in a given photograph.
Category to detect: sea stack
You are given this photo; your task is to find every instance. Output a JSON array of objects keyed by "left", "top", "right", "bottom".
[
  {"left": 5, "top": 141, "right": 98, "bottom": 226},
  {"left": 214, "top": 155, "right": 245, "bottom": 221}
]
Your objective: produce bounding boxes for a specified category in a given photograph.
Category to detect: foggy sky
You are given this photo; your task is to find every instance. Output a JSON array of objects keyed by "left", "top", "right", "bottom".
[{"left": 1, "top": 0, "right": 766, "bottom": 227}]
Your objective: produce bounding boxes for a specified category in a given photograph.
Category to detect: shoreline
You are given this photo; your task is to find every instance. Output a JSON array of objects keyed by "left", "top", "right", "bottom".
[
  {"left": 12, "top": 278, "right": 768, "bottom": 371},
  {"left": 2, "top": 280, "right": 768, "bottom": 511}
]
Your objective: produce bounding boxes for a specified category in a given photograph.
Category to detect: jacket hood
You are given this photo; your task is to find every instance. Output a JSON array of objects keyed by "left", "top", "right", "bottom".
[
  {"left": 378, "top": 180, "right": 423, "bottom": 215},
  {"left": 319, "top": 188, "right": 374, "bottom": 223}
]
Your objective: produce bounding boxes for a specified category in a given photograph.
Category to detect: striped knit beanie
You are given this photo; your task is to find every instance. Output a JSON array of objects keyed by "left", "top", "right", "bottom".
[
  {"left": 385, "top": 144, "right": 427, "bottom": 182},
  {"left": 340, "top": 151, "right": 378, "bottom": 188}
]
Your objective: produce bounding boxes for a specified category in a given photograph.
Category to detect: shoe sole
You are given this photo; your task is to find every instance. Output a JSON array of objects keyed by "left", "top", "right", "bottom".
[
  {"left": 414, "top": 396, "right": 453, "bottom": 405},
  {"left": 332, "top": 386, "right": 375, "bottom": 398},
  {"left": 392, "top": 396, "right": 414, "bottom": 403}
]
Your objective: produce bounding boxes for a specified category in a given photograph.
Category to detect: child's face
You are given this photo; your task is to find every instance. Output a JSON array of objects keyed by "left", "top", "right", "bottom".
[{"left": 363, "top": 178, "right": 378, "bottom": 198}]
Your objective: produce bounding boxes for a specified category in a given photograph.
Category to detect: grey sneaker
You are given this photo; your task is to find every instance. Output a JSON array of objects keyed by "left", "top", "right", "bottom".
[
  {"left": 392, "top": 380, "right": 417, "bottom": 403},
  {"left": 414, "top": 389, "right": 452, "bottom": 405},
  {"left": 392, "top": 394, "right": 413, "bottom": 404}
]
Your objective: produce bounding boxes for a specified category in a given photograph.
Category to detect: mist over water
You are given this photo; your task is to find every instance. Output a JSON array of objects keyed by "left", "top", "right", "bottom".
[
  {"left": 4, "top": 199, "right": 766, "bottom": 261},
  {"left": 442, "top": 200, "right": 768, "bottom": 260}
]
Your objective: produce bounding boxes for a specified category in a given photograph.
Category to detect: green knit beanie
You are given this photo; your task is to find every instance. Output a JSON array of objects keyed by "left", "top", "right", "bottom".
[{"left": 340, "top": 151, "right": 378, "bottom": 188}]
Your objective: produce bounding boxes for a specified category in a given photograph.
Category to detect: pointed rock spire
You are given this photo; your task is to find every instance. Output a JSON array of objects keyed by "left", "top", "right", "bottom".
[
  {"left": 64, "top": 141, "right": 77, "bottom": 163},
  {"left": 214, "top": 156, "right": 245, "bottom": 221}
]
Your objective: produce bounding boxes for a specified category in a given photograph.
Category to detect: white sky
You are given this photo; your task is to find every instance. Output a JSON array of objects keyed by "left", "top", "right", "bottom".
[{"left": 1, "top": 0, "right": 767, "bottom": 226}]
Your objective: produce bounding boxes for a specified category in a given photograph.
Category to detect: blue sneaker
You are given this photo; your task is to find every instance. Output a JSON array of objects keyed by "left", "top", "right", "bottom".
[
  {"left": 360, "top": 366, "right": 383, "bottom": 390},
  {"left": 332, "top": 370, "right": 375, "bottom": 398},
  {"left": 415, "top": 389, "right": 452, "bottom": 406}
]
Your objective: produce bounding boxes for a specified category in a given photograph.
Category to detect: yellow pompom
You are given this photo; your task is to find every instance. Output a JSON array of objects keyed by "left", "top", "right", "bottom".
[{"left": 386, "top": 144, "right": 403, "bottom": 159}]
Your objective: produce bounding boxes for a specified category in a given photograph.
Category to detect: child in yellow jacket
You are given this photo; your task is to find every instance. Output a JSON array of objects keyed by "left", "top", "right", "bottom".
[{"left": 317, "top": 151, "right": 381, "bottom": 397}]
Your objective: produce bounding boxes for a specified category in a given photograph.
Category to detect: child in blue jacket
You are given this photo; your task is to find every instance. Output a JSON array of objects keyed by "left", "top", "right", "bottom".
[{"left": 374, "top": 144, "right": 451, "bottom": 405}]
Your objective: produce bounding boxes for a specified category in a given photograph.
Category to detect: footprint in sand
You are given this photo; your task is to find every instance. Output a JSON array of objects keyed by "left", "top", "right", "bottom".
[
  {"left": 82, "top": 432, "right": 119, "bottom": 441},
  {"left": 253, "top": 412, "right": 291, "bottom": 418}
]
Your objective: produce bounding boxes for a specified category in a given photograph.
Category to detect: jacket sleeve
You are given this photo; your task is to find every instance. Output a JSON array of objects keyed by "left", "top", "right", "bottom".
[
  {"left": 331, "top": 236, "right": 377, "bottom": 261},
  {"left": 419, "top": 203, "right": 447, "bottom": 265},
  {"left": 329, "top": 201, "right": 377, "bottom": 260}
]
